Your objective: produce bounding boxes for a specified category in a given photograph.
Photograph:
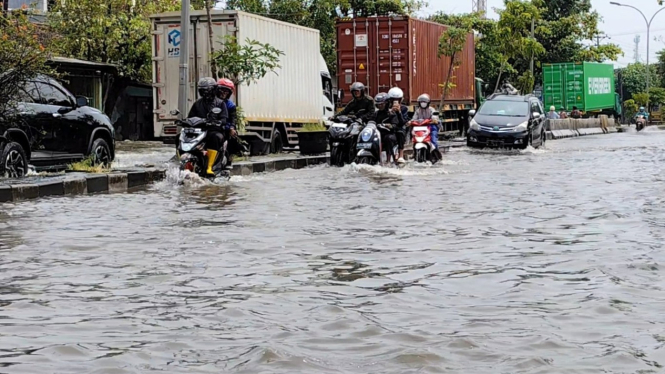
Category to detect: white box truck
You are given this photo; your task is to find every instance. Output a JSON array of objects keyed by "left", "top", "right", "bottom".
[{"left": 150, "top": 10, "right": 337, "bottom": 153}]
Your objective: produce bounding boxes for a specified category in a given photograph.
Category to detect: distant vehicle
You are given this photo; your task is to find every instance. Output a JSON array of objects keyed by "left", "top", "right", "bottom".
[
  {"left": 635, "top": 114, "right": 647, "bottom": 132},
  {"left": 409, "top": 118, "right": 441, "bottom": 163},
  {"left": 335, "top": 16, "right": 486, "bottom": 137},
  {"left": 1, "top": 75, "right": 115, "bottom": 177},
  {"left": 150, "top": 10, "right": 337, "bottom": 155},
  {"left": 542, "top": 62, "right": 622, "bottom": 119},
  {"left": 467, "top": 93, "right": 546, "bottom": 149}
]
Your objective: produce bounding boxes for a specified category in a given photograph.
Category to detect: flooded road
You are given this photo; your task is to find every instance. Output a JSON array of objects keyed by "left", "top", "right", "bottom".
[{"left": 2, "top": 130, "right": 665, "bottom": 373}]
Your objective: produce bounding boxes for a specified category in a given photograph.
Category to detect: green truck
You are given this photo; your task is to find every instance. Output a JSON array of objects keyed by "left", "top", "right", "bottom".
[{"left": 542, "top": 62, "right": 621, "bottom": 119}]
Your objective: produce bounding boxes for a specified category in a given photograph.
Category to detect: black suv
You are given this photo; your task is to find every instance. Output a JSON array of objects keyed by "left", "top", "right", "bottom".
[
  {"left": 0, "top": 75, "right": 115, "bottom": 177},
  {"left": 467, "top": 94, "right": 546, "bottom": 149}
]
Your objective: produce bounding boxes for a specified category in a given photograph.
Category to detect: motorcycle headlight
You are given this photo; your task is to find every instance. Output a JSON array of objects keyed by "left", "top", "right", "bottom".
[
  {"left": 470, "top": 119, "right": 480, "bottom": 131},
  {"left": 513, "top": 121, "right": 528, "bottom": 132},
  {"left": 361, "top": 128, "right": 373, "bottom": 142}
]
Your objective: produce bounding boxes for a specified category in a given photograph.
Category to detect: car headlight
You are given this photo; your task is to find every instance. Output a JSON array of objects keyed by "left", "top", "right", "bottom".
[
  {"left": 470, "top": 119, "right": 480, "bottom": 131},
  {"left": 513, "top": 121, "right": 528, "bottom": 132}
]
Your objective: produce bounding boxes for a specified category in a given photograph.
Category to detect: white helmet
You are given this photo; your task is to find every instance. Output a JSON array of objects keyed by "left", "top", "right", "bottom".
[{"left": 388, "top": 87, "right": 404, "bottom": 101}]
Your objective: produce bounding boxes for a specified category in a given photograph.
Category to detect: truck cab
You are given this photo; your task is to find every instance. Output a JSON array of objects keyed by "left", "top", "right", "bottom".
[{"left": 320, "top": 54, "right": 336, "bottom": 124}]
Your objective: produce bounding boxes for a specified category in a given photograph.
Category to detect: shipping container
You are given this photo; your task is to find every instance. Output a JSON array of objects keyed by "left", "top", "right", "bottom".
[
  {"left": 151, "top": 10, "right": 335, "bottom": 152},
  {"left": 543, "top": 62, "right": 621, "bottom": 117},
  {"left": 336, "top": 16, "right": 475, "bottom": 106},
  {"left": 335, "top": 16, "right": 477, "bottom": 133}
]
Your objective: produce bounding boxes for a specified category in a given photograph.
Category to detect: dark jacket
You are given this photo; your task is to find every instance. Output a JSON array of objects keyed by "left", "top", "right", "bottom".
[
  {"left": 188, "top": 97, "right": 228, "bottom": 128},
  {"left": 370, "top": 109, "right": 399, "bottom": 129},
  {"left": 338, "top": 95, "right": 376, "bottom": 119},
  {"left": 225, "top": 99, "right": 237, "bottom": 130}
]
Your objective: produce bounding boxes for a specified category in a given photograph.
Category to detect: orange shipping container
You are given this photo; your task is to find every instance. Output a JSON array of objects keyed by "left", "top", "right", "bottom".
[{"left": 336, "top": 16, "right": 475, "bottom": 108}]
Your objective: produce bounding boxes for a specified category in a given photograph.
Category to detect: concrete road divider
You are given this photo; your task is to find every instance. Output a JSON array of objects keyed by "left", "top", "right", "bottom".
[{"left": 546, "top": 115, "right": 617, "bottom": 139}]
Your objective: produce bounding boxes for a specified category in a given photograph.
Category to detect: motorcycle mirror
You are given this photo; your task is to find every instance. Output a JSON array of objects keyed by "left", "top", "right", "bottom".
[{"left": 170, "top": 109, "right": 180, "bottom": 116}]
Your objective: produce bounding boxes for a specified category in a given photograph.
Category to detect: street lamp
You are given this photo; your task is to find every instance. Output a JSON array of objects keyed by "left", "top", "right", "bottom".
[{"left": 610, "top": 2, "right": 665, "bottom": 110}]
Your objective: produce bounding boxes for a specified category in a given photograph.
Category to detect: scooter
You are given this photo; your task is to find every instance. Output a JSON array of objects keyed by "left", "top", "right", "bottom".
[
  {"left": 635, "top": 114, "right": 647, "bottom": 132},
  {"left": 172, "top": 107, "right": 231, "bottom": 180},
  {"left": 354, "top": 118, "right": 398, "bottom": 166},
  {"left": 328, "top": 110, "right": 366, "bottom": 167},
  {"left": 410, "top": 119, "right": 442, "bottom": 164}
]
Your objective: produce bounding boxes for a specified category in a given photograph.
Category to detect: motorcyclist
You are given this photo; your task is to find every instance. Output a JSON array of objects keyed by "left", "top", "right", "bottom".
[
  {"left": 334, "top": 82, "right": 375, "bottom": 121},
  {"left": 387, "top": 87, "right": 409, "bottom": 163},
  {"left": 188, "top": 77, "right": 228, "bottom": 176},
  {"left": 216, "top": 78, "right": 237, "bottom": 134},
  {"left": 410, "top": 93, "right": 440, "bottom": 150},
  {"left": 369, "top": 92, "right": 400, "bottom": 164},
  {"left": 216, "top": 78, "right": 247, "bottom": 165},
  {"left": 636, "top": 106, "right": 649, "bottom": 120}
]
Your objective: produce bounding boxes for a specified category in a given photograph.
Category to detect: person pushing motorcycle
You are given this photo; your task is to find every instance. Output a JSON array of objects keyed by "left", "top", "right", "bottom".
[{"left": 188, "top": 77, "right": 228, "bottom": 176}]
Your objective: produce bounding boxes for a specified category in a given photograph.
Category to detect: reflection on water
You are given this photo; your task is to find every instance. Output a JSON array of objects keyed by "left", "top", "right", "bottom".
[{"left": 2, "top": 133, "right": 665, "bottom": 373}]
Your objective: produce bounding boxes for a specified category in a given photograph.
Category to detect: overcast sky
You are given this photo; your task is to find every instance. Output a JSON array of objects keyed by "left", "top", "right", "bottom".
[{"left": 420, "top": 0, "right": 665, "bottom": 68}]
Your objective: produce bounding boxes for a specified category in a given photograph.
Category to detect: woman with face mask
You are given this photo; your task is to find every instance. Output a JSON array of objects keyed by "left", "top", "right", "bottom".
[{"left": 410, "top": 94, "right": 439, "bottom": 150}]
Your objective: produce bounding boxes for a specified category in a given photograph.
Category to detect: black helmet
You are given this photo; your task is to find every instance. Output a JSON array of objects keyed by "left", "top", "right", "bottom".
[
  {"left": 198, "top": 77, "right": 217, "bottom": 100},
  {"left": 350, "top": 82, "right": 366, "bottom": 99},
  {"left": 374, "top": 92, "right": 388, "bottom": 109}
]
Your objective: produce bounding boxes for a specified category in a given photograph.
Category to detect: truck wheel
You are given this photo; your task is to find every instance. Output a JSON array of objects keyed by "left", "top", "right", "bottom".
[{"left": 270, "top": 130, "right": 283, "bottom": 154}]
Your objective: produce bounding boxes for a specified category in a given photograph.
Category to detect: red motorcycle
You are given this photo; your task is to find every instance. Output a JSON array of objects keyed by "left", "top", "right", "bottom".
[{"left": 410, "top": 119, "right": 441, "bottom": 163}]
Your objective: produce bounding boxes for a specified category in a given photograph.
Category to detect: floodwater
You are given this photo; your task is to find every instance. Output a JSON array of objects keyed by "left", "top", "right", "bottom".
[{"left": 2, "top": 130, "right": 665, "bottom": 373}]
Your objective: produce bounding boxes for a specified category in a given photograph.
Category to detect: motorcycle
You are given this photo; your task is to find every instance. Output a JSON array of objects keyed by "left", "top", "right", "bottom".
[
  {"left": 410, "top": 119, "right": 442, "bottom": 164},
  {"left": 354, "top": 118, "right": 399, "bottom": 166},
  {"left": 172, "top": 107, "right": 231, "bottom": 180},
  {"left": 328, "top": 110, "right": 366, "bottom": 167},
  {"left": 635, "top": 114, "right": 647, "bottom": 132}
]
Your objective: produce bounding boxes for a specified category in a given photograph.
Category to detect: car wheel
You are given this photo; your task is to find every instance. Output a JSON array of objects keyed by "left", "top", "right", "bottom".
[
  {"left": 0, "top": 142, "right": 28, "bottom": 178},
  {"left": 90, "top": 138, "right": 112, "bottom": 167}
]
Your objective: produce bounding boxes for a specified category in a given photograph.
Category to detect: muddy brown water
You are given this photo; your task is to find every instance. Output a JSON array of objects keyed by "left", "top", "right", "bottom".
[{"left": 1, "top": 129, "right": 665, "bottom": 373}]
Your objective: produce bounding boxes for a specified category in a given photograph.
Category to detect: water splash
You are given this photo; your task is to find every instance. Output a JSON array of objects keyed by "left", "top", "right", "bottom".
[{"left": 344, "top": 161, "right": 449, "bottom": 177}]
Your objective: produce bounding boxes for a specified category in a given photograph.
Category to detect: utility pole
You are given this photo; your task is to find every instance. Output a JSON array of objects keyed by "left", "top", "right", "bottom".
[
  {"left": 595, "top": 33, "right": 610, "bottom": 48},
  {"left": 178, "top": 0, "right": 191, "bottom": 120},
  {"left": 529, "top": 18, "right": 535, "bottom": 75}
]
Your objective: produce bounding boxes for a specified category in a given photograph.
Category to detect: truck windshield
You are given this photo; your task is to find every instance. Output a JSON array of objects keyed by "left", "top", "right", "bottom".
[{"left": 478, "top": 101, "right": 528, "bottom": 117}]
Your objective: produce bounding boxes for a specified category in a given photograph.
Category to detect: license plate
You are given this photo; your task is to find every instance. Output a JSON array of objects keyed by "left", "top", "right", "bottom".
[
  {"left": 488, "top": 140, "right": 502, "bottom": 146},
  {"left": 357, "top": 143, "right": 372, "bottom": 149}
]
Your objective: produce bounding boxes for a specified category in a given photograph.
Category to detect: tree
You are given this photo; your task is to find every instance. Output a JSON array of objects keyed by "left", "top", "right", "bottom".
[
  {"left": 0, "top": 9, "right": 54, "bottom": 121},
  {"left": 495, "top": 0, "right": 545, "bottom": 92},
  {"left": 649, "top": 87, "right": 665, "bottom": 105},
  {"left": 632, "top": 92, "right": 649, "bottom": 107},
  {"left": 436, "top": 18, "right": 471, "bottom": 104},
  {"left": 531, "top": 0, "right": 622, "bottom": 64},
  {"left": 430, "top": 12, "right": 507, "bottom": 97},
  {"left": 49, "top": 0, "right": 180, "bottom": 82},
  {"left": 623, "top": 99, "right": 638, "bottom": 119},
  {"left": 620, "top": 63, "right": 661, "bottom": 99},
  {"left": 211, "top": 35, "right": 284, "bottom": 89}
]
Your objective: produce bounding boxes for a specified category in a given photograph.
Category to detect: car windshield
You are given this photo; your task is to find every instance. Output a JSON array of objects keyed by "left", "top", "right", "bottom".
[{"left": 478, "top": 100, "right": 529, "bottom": 117}]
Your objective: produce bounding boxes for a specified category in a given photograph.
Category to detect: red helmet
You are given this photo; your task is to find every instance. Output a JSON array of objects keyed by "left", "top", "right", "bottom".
[{"left": 217, "top": 78, "right": 235, "bottom": 93}]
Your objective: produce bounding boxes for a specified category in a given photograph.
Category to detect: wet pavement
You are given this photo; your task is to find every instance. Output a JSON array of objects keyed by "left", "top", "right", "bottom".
[{"left": 2, "top": 128, "right": 665, "bottom": 373}]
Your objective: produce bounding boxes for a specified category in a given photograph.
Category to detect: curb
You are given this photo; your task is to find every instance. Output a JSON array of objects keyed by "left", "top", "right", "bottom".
[
  {"left": 0, "top": 170, "right": 166, "bottom": 203},
  {"left": 0, "top": 155, "right": 331, "bottom": 203},
  {"left": 547, "top": 127, "right": 615, "bottom": 140}
]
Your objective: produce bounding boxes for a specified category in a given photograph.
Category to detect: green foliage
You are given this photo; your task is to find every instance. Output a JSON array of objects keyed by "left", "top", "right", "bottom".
[
  {"left": 623, "top": 99, "right": 638, "bottom": 119},
  {"left": 0, "top": 10, "right": 54, "bottom": 121},
  {"left": 211, "top": 35, "right": 284, "bottom": 88},
  {"left": 649, "top": 87, "right": 665, "bottom": 105},
  {"left": 437, "top": 19, "right": 470, "bottom": 102},
  {"left": 620, "top": 63, "right": 661, "bottom": 99},
  {"left": 67, "top": 155, "right": 111, "bottom": 173},
  {"left": 49, "top": 0, "right": 180, "bottom": 83},
  {"left": 235, "top": 105, "right": 248, "bottom": 134},
  {"left": 517, "top": 71, "right": 535, "bottom": 94},
  {"left": 632, "top": 93, "right": 649, "bottom": 107},
  {"left": 226, "top": 0, "right": 424, "bottom": 77}
]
